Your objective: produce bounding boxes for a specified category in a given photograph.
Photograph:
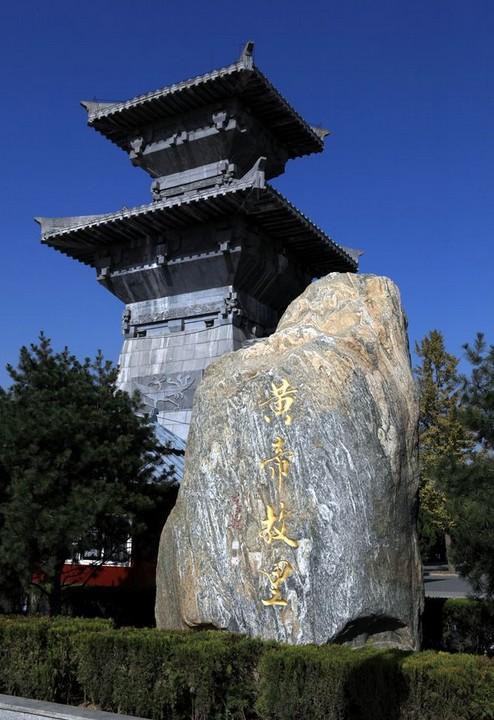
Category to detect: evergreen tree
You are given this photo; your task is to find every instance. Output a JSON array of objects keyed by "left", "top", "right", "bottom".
[
  {"left": 0, "top": 335, "right": 170, "bottom": 615},
  {"left": 0, "top": 402, "right": 24, "bottom": 612},
  {"left": 460, "top": 334, "right": 494, "bottom": 448},
  {"left": 444, "top": 334, "right": 494, "bottom": 595},
  {"left": 414, "top": 330, "right": 472, "bottom": 559}
]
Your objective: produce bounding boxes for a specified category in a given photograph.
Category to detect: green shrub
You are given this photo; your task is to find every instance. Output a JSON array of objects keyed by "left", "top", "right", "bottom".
[
  {"left": 256, "top": 644, "right": 405, "bottom": 720},
  {"left": 47, "top": 617, "right": 113, "bottom": 704},
  {"left": 442, "top": 598, "right": 494, "bottom": 654},
  {"left": 401, "top": 650, "right": 494, "bottom": 720},
  {"left": 76, "top": 629, "right": 185, "bottom": 716},
  {"left": 0, "top": 616, "right": 112, "bottom": 703},
  {"left": 76, "top": 628, "right": 263, "bottom": 720},
  {"left": 0, "top": 617, "right": 52, "bottom": 699},
  {"left": 1, "top": 617, "right": 494, "bottom": 720},
  {"left": 422, "top": 597, "right": 494, "bottom": 654}
]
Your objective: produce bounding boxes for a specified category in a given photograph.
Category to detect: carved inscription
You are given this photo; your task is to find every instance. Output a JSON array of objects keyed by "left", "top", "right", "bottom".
[
  {"left": 260, "top": 378, "right": 297, "bottom": 425},
  {"left": 260, "top": 503, "right": 298, "bottom": 548},
  {"left": 260, "top": 561, "right": 293, "bottom": 607},
  {"left": 260, "top": 437, "right": 293, "bottom": 494},
  {"left": 257, "top": 377, "right": 299, "bottom": 609}
]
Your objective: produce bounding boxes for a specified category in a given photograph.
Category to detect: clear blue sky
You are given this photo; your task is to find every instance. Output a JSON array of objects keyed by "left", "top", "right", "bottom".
[{"left": 1, "top": 0, "right": 492, "bottom": 386}]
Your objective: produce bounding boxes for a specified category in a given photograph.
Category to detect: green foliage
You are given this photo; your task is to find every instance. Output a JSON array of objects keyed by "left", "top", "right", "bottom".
[
  {"left": 0, "top": 334, "right": 170, "bottom": 613},
  {"left": 0, "top": 617, "right": 53, "bottom": 700},
  {"left": 442, "top": 599, "right": 494, "bottom": 654},
  {"left": 77, "top": 629, "right": 263, "bottom": 719},
  {"left": 414, "top": 330, "right": 494, "bottom": 593},
  {"left": 441, "top": 334, "right": 494, "bottom": 596},
  {"left": 415, "top": 331, "right": 468, "bottom": 465},
  {"left": 2, "top": 617, "right": 494, "bottom": 720},
  {"left": 256, "top": 644, "right": 404, "bottom": 720},
  {"left": 446, "top": 454, "right": 494, "bottom": 594},
  {"left": 423, "top": 597, "right": 494, "bottom": 654},
  {"left": 257, "top": 643, "right": 494, "bottom": 720},
  {"left": 400, "top": 651, "right": 494, "bottom": 720},
  {"left": 461, "top": 334, "right": 494, "bottom": 448},
  {"left": 0, "top": 616, "right": 112, "bottom": 702},
  {"left": 414, "top": 330, "right": 472, "bottom": 559}
]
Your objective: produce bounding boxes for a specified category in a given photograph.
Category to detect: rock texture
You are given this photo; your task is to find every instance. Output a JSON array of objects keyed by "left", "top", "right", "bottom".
[{"left": 155, "top": 273, "right": 422, "bottom": 648}]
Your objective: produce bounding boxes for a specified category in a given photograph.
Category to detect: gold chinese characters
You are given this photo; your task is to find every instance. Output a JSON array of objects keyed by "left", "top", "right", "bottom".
[
  {"left": 260, "top": 502, "right": 299, "bottom": 548},
  {"left": 260, "top": 379, "right": 297, "bottom": 426},
  {"left": 260, "top": 561, "right": 294, "bottom": 607},
  {"left": 258, "top": 377, "right": 299, "bottom": 608},
  {"left": 260, "top": 437, "right": 293, "bottom": 494}
]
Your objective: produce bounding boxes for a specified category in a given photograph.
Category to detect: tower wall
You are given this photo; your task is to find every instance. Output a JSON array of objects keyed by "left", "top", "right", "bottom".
[{"left": 117, "top": 285, "right": 262, "bottom": 439}]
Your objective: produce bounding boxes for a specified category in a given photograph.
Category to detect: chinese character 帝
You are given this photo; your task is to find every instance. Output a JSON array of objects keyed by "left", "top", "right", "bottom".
[
  {"left": 261, "top": 560, "right": 293, "bottom": 607},
  {"left": 260, "top": 502, "right": 299, "bottom": 548},
  {"left": 260, "top": 378, "right": 297, "bottom": 425},
  {"left": 260, "top": 437, "right": 293, "bottom": 493}
]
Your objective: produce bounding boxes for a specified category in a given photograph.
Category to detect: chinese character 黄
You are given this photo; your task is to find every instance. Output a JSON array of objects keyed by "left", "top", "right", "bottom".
[{"left": 260, "top": 378, "right": 297, "bottom": 425}]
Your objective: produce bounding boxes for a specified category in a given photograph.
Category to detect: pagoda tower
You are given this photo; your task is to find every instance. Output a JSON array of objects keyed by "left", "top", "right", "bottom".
[{"left": 37, "top": 43, "right": 358, "bottom": 442}]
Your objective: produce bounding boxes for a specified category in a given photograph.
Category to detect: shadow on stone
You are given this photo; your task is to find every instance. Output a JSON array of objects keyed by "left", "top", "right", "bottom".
[{"left": 333, "top": 615, "right": 408, "bottom": 647}]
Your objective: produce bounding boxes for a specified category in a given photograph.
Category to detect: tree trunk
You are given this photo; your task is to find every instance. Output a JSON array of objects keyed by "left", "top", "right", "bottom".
[
  {"left": 48, "top": 562, "right": 65, "bottom": 616},
  {"left": 445, "top": 532, "right": 456, "bottom": 572}
]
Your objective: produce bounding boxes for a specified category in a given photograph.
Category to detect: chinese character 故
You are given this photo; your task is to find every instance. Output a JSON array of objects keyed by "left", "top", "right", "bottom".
[{"left": 259, "top": 502, "right": 299, "bottom": 548}]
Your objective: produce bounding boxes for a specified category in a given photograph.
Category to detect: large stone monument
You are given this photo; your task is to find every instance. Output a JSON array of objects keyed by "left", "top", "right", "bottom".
[
  {"left": 36, "top": 42, "right": 357, "bottom": 443},
  {"left": 37, "top": 44, "right": 421, "bottom": 647},
  {"left": 156, "top": 273, "right": 422, "bottom": 649}
]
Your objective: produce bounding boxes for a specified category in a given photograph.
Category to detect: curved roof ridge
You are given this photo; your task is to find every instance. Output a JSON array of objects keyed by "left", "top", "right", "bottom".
[{"left": 83, "top": 60, "right": 244, "bottom": 122}]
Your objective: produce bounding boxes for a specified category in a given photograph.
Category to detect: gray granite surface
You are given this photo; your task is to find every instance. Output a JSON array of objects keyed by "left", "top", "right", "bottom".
[{"left": 155, "top": 273, "right": 423, "bottom": 648}]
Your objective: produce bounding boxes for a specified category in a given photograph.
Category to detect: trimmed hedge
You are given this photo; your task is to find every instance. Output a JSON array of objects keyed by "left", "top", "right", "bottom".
[
  {"left": 76, "top": 629, "right": 264, "bottom": 719},
  {"left": 0, "top": 617, "right": 494, "bottom": 720},
  {"left": 400, "top": 651, "right": 494, "bottom": 720},
  {"left": 256, "top": 644, "right": 405, "bottom": 720},
  {"left": 0, "top": 616, "right": 112, "bottom": 703}
]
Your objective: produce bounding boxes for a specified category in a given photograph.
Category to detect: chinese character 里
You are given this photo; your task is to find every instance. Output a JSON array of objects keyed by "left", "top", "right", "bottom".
[{"left": 261, "top": 560, "right": 293, "bottom": 607}]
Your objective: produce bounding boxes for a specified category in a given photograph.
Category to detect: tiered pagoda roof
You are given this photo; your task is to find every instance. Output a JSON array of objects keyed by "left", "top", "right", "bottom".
[
  {"left": 37, "top": 172, "right": 358, "bottom": 275},
  {"left": 38, "top": 42, "right": 359, "bottom": 277},
  {"left": 81, "top": 42, "right": 325, "bottom": 161}
]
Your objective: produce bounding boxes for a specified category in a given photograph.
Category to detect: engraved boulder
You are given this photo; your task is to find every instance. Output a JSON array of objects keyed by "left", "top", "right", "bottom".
[{"left": 155, "top": 273, "right": 422, "bottom": 648}]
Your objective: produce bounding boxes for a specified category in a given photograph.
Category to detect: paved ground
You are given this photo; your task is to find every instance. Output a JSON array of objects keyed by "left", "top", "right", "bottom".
[
  {"left": 423, "top": 569, "right": 476, "bottom": 598},
  {"left": 0, "top": 695, "right": 144, "bottom": 720}
]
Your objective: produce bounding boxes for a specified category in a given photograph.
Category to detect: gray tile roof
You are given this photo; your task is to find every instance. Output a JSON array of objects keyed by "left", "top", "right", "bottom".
[
  {"left": 80, "top": 43, "right": 324, "bottom": 160},
  {"left": 36, "top": 178, "right": 358, "bottom": 275}
]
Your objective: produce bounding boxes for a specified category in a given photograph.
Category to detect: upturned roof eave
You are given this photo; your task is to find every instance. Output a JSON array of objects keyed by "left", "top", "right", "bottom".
[
  {"left": 81, "top": 49, "right": 324, "bottom": 157},
  {"left": 38, "top": 182, "right": 358, "bottom": 272},
  {"left": 38, "top": 179, "right": 259, "bottom": 239}
]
